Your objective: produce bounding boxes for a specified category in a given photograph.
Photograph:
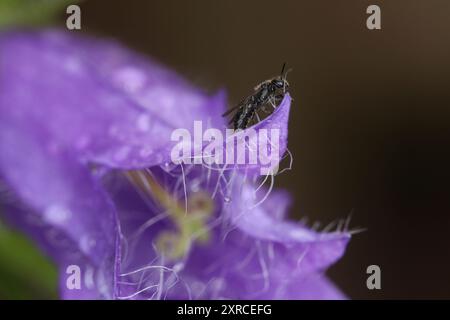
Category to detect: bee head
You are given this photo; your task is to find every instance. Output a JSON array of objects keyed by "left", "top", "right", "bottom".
[
  {"left": 276, "top": 62, "right": 292, "bottom": 90},
  {"left": 271, "top": 78, "right": 289, "bottom": 89}
]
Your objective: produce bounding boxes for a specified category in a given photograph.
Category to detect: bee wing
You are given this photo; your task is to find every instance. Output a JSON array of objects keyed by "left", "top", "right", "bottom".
[
  {"left": 222, "top": 104, "right": 241, "bottom": 117},
  {"left": 227, "top": 107, "right": 245, "bottom": 125},
  {"left": 228, "top": 114, "right": 237, "bottom": 125},
  {"left": 222, "top": 95, "right": 250, "bottom": 117}
]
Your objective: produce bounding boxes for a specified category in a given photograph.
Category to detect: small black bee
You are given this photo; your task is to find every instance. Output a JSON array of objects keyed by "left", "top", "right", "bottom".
[{"left": 223, "top": 63, "right": 291, "bottom": 130}]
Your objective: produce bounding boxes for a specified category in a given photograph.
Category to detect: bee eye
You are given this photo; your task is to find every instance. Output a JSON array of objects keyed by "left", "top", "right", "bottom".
[{"left": 273, "top": 80, "right": 284, "bottom": 88}]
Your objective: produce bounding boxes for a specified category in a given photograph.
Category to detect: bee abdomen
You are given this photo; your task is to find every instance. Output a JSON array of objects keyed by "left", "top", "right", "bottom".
[{"left": 234, "top": 105, "right": 255, "bottom": 130}]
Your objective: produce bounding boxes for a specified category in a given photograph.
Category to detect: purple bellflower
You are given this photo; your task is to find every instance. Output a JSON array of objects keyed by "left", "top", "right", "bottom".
[{"left": 0, "top": 30, "right": 351, "bottom": 299}]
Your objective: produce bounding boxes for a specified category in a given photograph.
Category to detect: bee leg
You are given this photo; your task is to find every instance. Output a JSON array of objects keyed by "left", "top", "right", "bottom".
[
  {"left": 274, "top": 94, "right": 284, "bottom": 100},
  {"left": 268, "top": 97, "right": 277, "bottom": 110},
  {"left": 277, "top": 94, "right": 294, "bottom": 102},
  {"left": 255, "top": 111, "right": 261, "bottom": 122},
  {"left": 272, "top": 94, "right": 286, "bottom": 106}
]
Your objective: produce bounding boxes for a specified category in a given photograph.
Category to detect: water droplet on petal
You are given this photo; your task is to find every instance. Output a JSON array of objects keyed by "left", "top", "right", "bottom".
[
  {"left": 114, "top": 146, "right": 130, "bottom": 162},
  {"left": 113, "top": 66, "right": 146, "bottom": 93},
  {"left": 84, "top": 266, "right": 95, "bottom": 289},
  {"left": 80, "top": 235, "right": 97, "bottom": 254},
  {"left": 136, "top": 114, "right": 151, "bottom": 132},
  {"left": 64, "top": 56, "right": 82, "bottom": 74},
  {"left": 44, "top": 204, "right": 72, "bottom": 225},
  {"left": 161, "top": 161, "right": 177, "bottom": 173},
  {"left": 139, "top": 146, "right": 153, "bottom": 158}
]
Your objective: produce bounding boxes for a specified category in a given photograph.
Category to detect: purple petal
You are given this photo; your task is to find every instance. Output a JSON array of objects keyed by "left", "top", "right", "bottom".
[
  {"left": 177, "top": 93, "right": 292, "bottom": 176},
  {"left": 0, "top": 120, "right": 120, "bottom": 299},
  {"left": 0, "top": 30, "right": 226, "bottom": 169},
  {"left": 280, "top": 273, "right": 347, "bottom": 300},
  {"left": 0, "top": 29, "right": 349, "bottom": 300},
  {"left": 0, "top": 30, "right": 225, "bottom": 297},
  {"left": 226, "top": 181, "right": 350, "bottom": 274},
  {"left": 104, "top": 167, "right": 349, "bottom": 299},
  {"left": 227, "top": 93, "right": 291, "bottom": 175}
]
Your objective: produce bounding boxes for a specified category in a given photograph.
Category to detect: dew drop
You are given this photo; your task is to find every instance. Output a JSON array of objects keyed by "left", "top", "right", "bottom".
[
  {"left": 113, "top": 66, "right": 146, "bottom": 93},
  {"left": 161, "top": 161, "right": 177, "bottom": 173},
  {"left": 44, "top": 204, "right": 72, "bottom": 225},
  {"left": 114, "top": 146, "right": 130, "bottom": 162},
  {"left": 80, "top": 235, "right": 97, "bottom": 253},
  {"left": 136, "top": 114, "right": 151, "bottom": 132},
  {"left": 84, "top": 266, "right": 95, "bottom": 289}
]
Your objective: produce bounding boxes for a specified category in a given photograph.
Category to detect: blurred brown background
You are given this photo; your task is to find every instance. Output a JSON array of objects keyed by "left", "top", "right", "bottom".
[{"left": 73, "top": 0, "right": 450, "bottom": 299}]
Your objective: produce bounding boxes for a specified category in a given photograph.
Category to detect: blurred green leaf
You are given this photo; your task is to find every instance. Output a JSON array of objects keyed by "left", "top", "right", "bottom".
[
  {"left": 0, "top": 221, "right": 58, "bottom": 299},
  {"left": 0, "top": 0, "right": 79, "bottom": 29}
]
